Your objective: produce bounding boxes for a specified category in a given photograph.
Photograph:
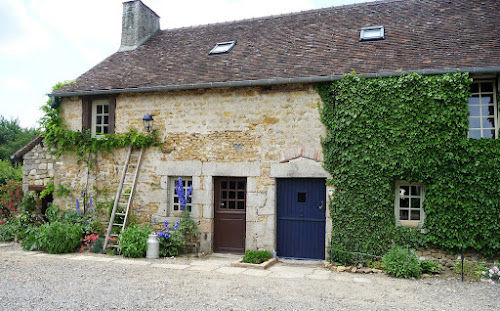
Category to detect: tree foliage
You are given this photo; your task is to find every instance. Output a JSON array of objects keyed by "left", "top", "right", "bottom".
[
  {"left": 319, "top": 72, "right": 500, "bottom": 259},
  {"left": 0, "top": 116, "right": 38, "bottom": 162}
]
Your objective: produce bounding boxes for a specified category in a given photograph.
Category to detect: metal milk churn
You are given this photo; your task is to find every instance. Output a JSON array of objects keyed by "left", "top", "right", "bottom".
[{"left": 146, "top": 233, "right": 160, "bottom": 259}]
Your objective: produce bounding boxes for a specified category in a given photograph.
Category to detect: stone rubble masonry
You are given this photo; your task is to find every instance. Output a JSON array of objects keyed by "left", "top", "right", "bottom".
[
  {"left": 22, "top": 142, "right": 57, "bottom": 193},
  {"left": 35, "top": 84, "right": 332, "bottom": 255}
]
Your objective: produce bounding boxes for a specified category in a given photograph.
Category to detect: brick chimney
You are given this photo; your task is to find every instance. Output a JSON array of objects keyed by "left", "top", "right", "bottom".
[{"left": 119, "top": 0, "right": 160, "bottom": 52}]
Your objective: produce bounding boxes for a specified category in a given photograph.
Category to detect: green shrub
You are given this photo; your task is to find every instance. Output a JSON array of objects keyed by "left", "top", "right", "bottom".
[
  {"left": 454, "top": 260, "right": 486, "bottom": 281},
  {"left": 37, "top": 221, "right": 83, "bottom": 254},
  {"left": 0, "top": 219, "right": 17, "bottom": 241},
  {"left": 21, "top": 226, "right": 40, "bottom": 251},
  {"left": 382, "top": 245, "right": 422, "bottom": 278},
  {"left": 157, "top": 220, "right": 183, "bottom": 257},
  {"left": 243, "top": 250, "right": 272, "bottom": 264},
  {"left": 119, "top": 225, "right": 151, "bottom": 258},
  {"left": 420, "top": 260, "right": 441, "bottom": 274}
]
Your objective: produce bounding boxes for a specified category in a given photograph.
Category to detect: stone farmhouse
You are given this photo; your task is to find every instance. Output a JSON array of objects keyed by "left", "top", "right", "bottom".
[{"left": 14, "top": 0, "right": 499, "bottom": 259}]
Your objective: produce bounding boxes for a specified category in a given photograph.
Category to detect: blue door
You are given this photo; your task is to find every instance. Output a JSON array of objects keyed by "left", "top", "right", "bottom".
[{"left": 277, "top": 178, "right": 326, "bottom": 260}]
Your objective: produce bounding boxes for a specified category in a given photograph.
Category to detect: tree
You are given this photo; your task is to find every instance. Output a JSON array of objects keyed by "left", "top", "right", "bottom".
[{"left": 0, "top": 116, "right": 38, "bottom": 162}]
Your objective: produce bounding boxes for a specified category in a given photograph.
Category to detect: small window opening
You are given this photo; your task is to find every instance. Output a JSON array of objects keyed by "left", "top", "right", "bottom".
[
  {"left": 209, "top": 41, "right": 236, "bottom": 55},
  {"left": 298, "top": 192, "right": 306, "bottom": 203},
  {"left": 360, "top": 26, "right": 385, "bottom": 41}
]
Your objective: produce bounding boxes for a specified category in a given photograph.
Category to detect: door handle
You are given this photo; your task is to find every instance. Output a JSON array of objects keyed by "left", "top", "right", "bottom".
[{"left": 319, "top": 201, "right": 324, "bottom": 210}]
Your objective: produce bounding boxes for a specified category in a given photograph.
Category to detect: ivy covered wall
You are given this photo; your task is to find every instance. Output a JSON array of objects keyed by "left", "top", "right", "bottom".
[{"left": 318, "top": 72, "right": 500, "bottom": 259}]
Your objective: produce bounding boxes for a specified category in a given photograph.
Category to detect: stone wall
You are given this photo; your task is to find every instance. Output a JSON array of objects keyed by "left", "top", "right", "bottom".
[
  {"left": 22, "top": 142, "right": 56, "bottom": 193},
  {"left": 47, "top": 84, "right": 332, "bottom": 255}
]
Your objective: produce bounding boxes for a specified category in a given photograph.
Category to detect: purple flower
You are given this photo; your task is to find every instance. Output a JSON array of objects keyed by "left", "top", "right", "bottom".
[
  {"left": 175, "top": 177, "right": 193, "bottom": 210},
  {"left": 76, "top": 199, "right": 80, "bottom": 213},
  {"left": 88, "top": 198, "right": 93, "bottom": 212},
  {"left": 174, "top": 220, "right": 179, "bottom": 231}
]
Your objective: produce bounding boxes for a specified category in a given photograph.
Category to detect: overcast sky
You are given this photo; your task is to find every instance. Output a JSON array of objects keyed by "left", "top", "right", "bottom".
[{"left": 0, "top": 0, "right": 376, "bottom": 129}]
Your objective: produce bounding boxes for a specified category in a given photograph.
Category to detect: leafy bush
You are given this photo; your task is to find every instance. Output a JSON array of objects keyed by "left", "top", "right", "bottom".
[
  {"left": 157, "top": 220, "right": 183, "bottom": 257},
  {"left": 21, "top": 226, "right": 40, "bottom": 251},
  {"left": 119, "top": 225, "right": 151, "bottom": 258},
  {"left": 37, "top": 220, "right": 83, "bottom": 254},
  {"left": 243, "top": 250, "right": 272, "bottom": 264},
  {"left": 420, "top": 260, "right": 441, "bottom": 274},
  {"left": 0, "top": 160, "right": 22, "bottom": 184},
  {"left": 382, "top": 245, "right": 422, "bottom": 278},
  {"left": 0, "top": 218, "right": 17, "bottom": 241},
  {"left": 454, "top": 260, "right": 486, "bottom": 281}
]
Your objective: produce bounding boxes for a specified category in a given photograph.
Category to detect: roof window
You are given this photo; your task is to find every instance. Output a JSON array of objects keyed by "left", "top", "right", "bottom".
[
  {"left": 360, "top": 26, "right": 385, "bottom": 41},
  {"left": 209, "top": 41, "right": 236, "bottom": 55}
]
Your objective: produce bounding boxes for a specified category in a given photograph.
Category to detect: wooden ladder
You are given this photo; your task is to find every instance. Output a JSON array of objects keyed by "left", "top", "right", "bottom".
[{"left": 103, "top": 146, "right": 144, "bottom": 251}]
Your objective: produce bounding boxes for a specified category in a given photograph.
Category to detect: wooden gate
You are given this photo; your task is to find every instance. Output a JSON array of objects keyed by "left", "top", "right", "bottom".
[
  {"left": 213, "top": 177, "right": 246, "bottom": 254},
  {"left": 277, "top": 178, "right": 326, "bottom": 259}
]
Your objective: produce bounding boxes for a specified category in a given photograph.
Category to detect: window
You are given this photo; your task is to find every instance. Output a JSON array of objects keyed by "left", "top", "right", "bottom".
[
  {"left": 82, "top": 97, "right": 115, "bottom": 136},
  {"left": 170, "top": 177, "right": 193, "bottom": 212},
  {"left": 209, "top": 41, "right": 236, "bottom": 55},
  {"left": 395, "top": 181, "right": 424, "bottom": 227},
  {"left": 91, "top": 99, "right": 109, "bottom": 137},
  {"left": 360, "top": 26, "right": 385, "bottom": 41},
  {"left": 468, "top": 80, "right": 498, "bottom": 139}
]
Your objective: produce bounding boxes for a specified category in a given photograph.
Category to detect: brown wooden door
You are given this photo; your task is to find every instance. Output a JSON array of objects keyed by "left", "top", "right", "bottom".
[{"left": 213, "top": 177, "right": 246, "bottom": 254}]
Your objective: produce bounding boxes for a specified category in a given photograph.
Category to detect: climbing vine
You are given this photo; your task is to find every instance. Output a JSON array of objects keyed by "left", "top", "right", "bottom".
[
  {"left": 318, "top": 72, "right": 500, "bottom": 260},
  {"left": 39, "top": 82, "right": 159, "bottom": 166}
]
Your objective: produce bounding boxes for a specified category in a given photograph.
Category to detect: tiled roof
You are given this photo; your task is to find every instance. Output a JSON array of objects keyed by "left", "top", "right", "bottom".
[{"left": 55, "top": 0, "right": 500, "bottom": 95}]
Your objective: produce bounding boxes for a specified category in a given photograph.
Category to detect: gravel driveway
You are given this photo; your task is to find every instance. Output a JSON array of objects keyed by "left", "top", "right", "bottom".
[{"left": 0, "top": 243, "right": 497, "bottom": 311}]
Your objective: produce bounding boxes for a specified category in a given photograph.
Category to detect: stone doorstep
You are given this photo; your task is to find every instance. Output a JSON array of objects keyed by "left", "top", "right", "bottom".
[{"left": 230, "top": 257, "right": 278, "bottom": 269}]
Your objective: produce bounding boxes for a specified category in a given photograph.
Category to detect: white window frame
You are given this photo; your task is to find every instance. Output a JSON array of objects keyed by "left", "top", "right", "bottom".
[
  {"left": 209, "top": 41, "right": 236, "bottom": 55},
  {"left": 394, "top": 181, "right": 425, "bottom": 228},
  {"left": 360, "top": 26, "right": 385, "bottom": 41},
  {"left": 91, "top": 99, "right": 109, "bottom": 138},
  {"left": 170, "top": 176, "right": 193, "bottom": 214},
  {"left": 468, "top": 80, "right": 498, "bottom": 139}
]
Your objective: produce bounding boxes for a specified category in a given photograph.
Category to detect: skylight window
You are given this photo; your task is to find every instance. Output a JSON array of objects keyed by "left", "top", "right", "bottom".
[
  {"left": 209, "top": 41, "right": 236, "bottom": 55},
  {"left": 360, "top": 26, "right": 385, "bottom": 41}
]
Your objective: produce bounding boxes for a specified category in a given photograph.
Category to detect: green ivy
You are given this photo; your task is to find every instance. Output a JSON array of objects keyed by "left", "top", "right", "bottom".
[
  {"left": 318, "top": 72, "right": 500, "bottom": 259},
  {"left": 39, "top": 82, "right": 159, "bottom": 166}
]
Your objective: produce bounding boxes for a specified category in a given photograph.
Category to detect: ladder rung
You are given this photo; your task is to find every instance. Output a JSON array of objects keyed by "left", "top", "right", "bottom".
[
  {"left": 110, "top": 234, "right": 119, "bottom": 237},
  {"left": 109, "top": 244, "right": 119, "bottom": 248},
  {"left": 115, "top": 212, "right": 126, "bottom": 216},
  {"left": 113, "top": 223, "right": 124, "bottom": 227}
]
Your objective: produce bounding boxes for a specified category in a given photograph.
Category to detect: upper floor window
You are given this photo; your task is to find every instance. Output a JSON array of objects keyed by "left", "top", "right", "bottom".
[
  {"left": 82, "top": 97, "right": 115, "bottom": 137},
  {"left": 468, "top": 80, "right": 497, "bottom": 139},
  {"left": 92, "top": 100, "right": 109, "bottom": 137}
]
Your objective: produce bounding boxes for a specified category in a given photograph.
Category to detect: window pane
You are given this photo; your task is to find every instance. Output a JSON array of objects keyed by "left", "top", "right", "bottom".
[
  {"left": 229, "top": 181, "right": 236, "bottom": 189},
  {"left": 222, "top": 191, "right": 227, "bottom": 199},
  {"left": 229, "top": 201, "right": 235, "bottom": 209},
  {"left": 97, "top": 116, "right": 102, "bottom": 124},
  {"left": 103, "top": 126, "right": 108, "bottom": 134},
  {"left": 487, "top": 117, "right": 495, "bottom": 127},
  {"left": 468, "top": 105, "right": 480, "bottom": 116},
  {"left": 221, "top": 181, "right": 227, "bottom": 189},
  {"left": 96, "top": 126, "right": 102, "bottom": 133},
  {"left": 400, "top": 198, "right": 409, "bottom": 208},
  {"left": 237, "top": 181, "right": 245, "bottom": 189},
  {"left": 469, "top": 130, "right": 481, "bottom": 138},
  {"left": 411, "top": 210, "right": 420, "bottom": 220},
  {"left": 237, "top": 191, "right": 244, "bottom": 200},
  {"left": 229, "top": 191, "right": 235, "bottom": 199},
  {"left": 104, "top": 116, "right": 109, "bottom": 125},
  {"left": 411, "top": 186, "right": 421, "bottom": 196},
  {"left": 481, "top": 82, "right": 493, "bottom": 93},
  {"left": 97, "top": 105, "right": 102, "bottom": 114},
  {"left": 400, "top": 186, "right": 409, "bottom": 196},
  {"left": 481, "top": 96, "right": 493, "bottom": 105},
  {"left": 488, "top": 105, "right": 495, "bottom": 116},
  {"left": 400, "top": 209, "right": 409, "bottom": 220},
  {"left": 470, "top": 83, "right": 479, "bottom": 93},
  {"left": 104, "top": 105, "right": 109, "bottom": 113},
  {"left": 411, "top": 198, "right": 421, "bottom": 208},
  {"left": 483, "top": 129, "right": 495, "bottom": 138},
  {"left": 469, "top": 117, "right": 481, "bottom": 128},
  {"left": 468, "top": 96, "right": 480, "bottom": 105},
  {"left": 237, "top": 201, "right": 244, "bottom": 209}
]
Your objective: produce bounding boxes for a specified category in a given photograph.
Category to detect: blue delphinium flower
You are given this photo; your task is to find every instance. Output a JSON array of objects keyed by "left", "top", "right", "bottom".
[
  {"left": 88, "top": 198, "right": 93, "bottom": 212},
  {"left": 175, "top": 177, "right": 193, "bottom": 210},
  {"left": 76, "top": 199, "right": 80, "bottom": 213},
  {"left": 174, "top": 220, "right": 180, "bottom": 231}
]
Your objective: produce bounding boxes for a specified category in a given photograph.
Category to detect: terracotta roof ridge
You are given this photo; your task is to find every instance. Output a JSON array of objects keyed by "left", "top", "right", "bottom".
[{"left": 158, "top": 0, "right": 406, "bottom": 33}]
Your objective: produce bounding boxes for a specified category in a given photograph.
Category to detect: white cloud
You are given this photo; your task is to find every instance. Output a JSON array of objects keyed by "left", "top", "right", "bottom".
[
  {"left": 0, "top": 0, "right": 50, "bottom": 57},
  {"left": 3, "top": 77, "right": 30, "bottom": 90}
]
